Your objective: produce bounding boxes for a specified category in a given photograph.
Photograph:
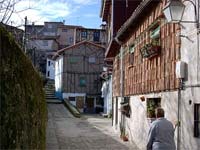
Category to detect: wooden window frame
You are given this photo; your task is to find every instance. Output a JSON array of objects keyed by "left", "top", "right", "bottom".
[
  {"left": 79, "top": 77, "right": 86, "bottom": 87},
  {"left": 129, "top": 44, "right": 135, "bottom": 66},
  {"left": 81, "top": 31, "right": 87, "bottom": 38},
  {"left": 194, "top": 103, "right": 200, "bottom": 138},
  {"left": 146, "top": 98, "right": 161, "bottom": 118}
]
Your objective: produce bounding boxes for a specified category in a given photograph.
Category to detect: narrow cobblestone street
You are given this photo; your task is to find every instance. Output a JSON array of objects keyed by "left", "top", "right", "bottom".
[{"left": 46, "top": 104, "right": 140, "bottom": 150}]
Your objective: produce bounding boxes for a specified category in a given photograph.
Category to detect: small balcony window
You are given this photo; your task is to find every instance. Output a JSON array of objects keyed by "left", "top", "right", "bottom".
[
  {"left": 79, "top": 77, "right": 86, "bottom": 87},
  {"left": 81, "top": 31, "right": 87, "bottom": 38},
  {"left": 93, "top": 31, "right": 100, "bottom": 42},
  {"left": 129, "top": 44, "right": 135, "bottom": 65},
  {"left": 89, "top": 57, "right": 96, "bottom": 63},
  {"left": 43, "top": 40, "right": 48, "bottom": 46}
]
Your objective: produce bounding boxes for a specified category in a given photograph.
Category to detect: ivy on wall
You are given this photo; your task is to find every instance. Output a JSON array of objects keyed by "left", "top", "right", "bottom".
[{"left": 0, "top": 25, "right": 47, "bottom": 149}]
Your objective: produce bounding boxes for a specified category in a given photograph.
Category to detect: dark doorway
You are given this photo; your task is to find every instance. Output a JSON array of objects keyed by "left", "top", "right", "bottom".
[{"left": 85, "top": 97, "right": 94, "bottom": 113}]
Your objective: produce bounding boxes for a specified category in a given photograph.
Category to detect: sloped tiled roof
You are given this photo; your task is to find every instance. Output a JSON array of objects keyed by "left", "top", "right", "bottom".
[{"left": 53, "top": 40, "right": 105, "bottom": 60}]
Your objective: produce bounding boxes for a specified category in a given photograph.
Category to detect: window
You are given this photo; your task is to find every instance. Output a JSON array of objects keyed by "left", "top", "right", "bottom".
[
  {"left": 147, "top": 98, "right": 161, "bottom": 118},
  {"left": 69, "top": 97, "right": 75, "bottom": 101},
  {"left": 48, "top": 61, "right": 50, "bottom": 66},
  {"left": 89, "top": 57, "right": 96, "bottom": 63},
  {"left": 81, "top": 31, "right": 87, "bottom": 38},
  {"left": 140, "top": 22, "right": 161, "bottom": 59},
  {"left": 194, "top": 104, "right": 200, "bottom": 138},
  {"left": 47, "top": 71, "right": 50, "bottom": 77},
  {"left": 129, "top": 44, "right": 135, "bottom": 65},
  {"left": 93, "top": 31, "right": 100, "bottom": 42},
  {"left": 47, "top": 24, "right": 52, "bottom": 28},
  {"left": 69, "top": 57, "right": 79, "bottom": 64},
  {"left": 93, "top": 79, "right": 98, "bottom": 89},
  {"left": 69, "top": 37, "right": 73, "bottom": 43},
  {"left": 79, "top": 77, "right": 86, "bottom": 87},
  {"left": 120, "top": 97, "right": 130, "bottom": 118},
  {"left": 62, "top": 29, "right": 68, "bottom": 32},
  {"left": 43, "top": 40, "right": 48, "bottom": 46}
]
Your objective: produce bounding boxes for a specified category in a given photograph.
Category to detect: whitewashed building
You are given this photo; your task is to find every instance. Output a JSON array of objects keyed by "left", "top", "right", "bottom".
[{"left": 101, "top": 75, "right": 112, "bottom": 115}]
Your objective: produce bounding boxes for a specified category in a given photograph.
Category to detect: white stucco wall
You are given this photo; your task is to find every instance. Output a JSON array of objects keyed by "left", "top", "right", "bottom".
[
  {"left": 178, "top": 1, "right": 200, "bottom": 149},
  {"left": 113, "top": 97, "right": 122, "bottom": 132},
  {"left": 180, "top": 0, "right": 200, "bottom": 85},
  {"left": 101, "top": 76, "right": 113, "bottom": 115},
  {"left": 125, "top": 92, "right": 178, "bottom": 150},
  {"left": 46, "top": 58, "right": 55, "bottom": 79},
  {"left": 63, "top": 93, "right": 86, "bottom": 106},
  {"left": 55, "top": 56, "right": 63, "bottom": 97},
  {"left": 113, "top": 90, "right": 200, "bottom": 150}
]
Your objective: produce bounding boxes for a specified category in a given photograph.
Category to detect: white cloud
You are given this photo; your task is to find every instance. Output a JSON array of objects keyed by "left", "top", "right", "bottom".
[
  {"left": 1, "top": 0, "right": 100, "bottom": 29},
  {"left": 84, "top": 14, "right": 98, "bottom": 18},
  {"left": 6, "top": 0, "right": 72, "bottom": 26},
  {"left": 72, "top": 0, "right": 98, "bottom": 5}
]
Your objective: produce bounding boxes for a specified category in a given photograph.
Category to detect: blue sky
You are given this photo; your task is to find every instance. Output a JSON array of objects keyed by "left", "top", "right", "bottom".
[{"left": 7, "top": 0, "right": 102, "bottom": 29}]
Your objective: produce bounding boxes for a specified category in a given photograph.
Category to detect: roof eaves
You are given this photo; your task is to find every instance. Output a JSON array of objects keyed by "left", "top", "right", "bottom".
[
  {"left": 116, "top": 0, "right": 160, "bottom": 42},
  {"left": 57, "top": 40, "right": 105, "bottom": 55}
]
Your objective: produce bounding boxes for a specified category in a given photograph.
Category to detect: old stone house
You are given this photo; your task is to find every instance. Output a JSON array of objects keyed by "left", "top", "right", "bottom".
[{"left": 53, "top": 41, "right": 105, "bottom": 113}]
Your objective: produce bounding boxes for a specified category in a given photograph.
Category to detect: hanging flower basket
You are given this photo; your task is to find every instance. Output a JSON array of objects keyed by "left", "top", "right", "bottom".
[{"left": 140, "top": 43, "right": 161, "bottom": 59}]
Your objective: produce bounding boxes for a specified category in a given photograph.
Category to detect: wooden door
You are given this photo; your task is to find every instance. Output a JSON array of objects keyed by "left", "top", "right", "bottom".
[{"left": 86, "top": 97, "right": 94, "bottom": 113}]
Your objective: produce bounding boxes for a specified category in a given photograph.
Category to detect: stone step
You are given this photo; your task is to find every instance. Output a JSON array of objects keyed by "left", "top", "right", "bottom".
[
  {"left": 45, "top": 93, "right": 55, "bottom": 95},
  {"left": 45, "top": 90, "right": 55, "bottom": 92},
  {"left": 46, "top": 100, "right": 62, "bottom": 104},
  {"left": 45, "top": 87, "right": 55, "bottom": 89},
  {"left": 45, "top": 94, "right": 55, "bottom": 97},
  {"left": 45, "top": 84, "right": 55, "bottom": 87},
  {"left": 45, "top": 83, "right": 55, "bottom": 86},
  {"left": 45, "top": 92, "right": 55, "bottom": 95},
  {"left": 46, "top": 96, "right": 57, "bottom": 99},
  {"left": 45, "top": 90, "right": 54, "bottom": 92}
]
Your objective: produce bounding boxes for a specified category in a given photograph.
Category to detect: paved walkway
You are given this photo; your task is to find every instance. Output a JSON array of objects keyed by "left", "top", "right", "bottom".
[{"left": 46, "top": 103, "right": 140, "bottom": 150}]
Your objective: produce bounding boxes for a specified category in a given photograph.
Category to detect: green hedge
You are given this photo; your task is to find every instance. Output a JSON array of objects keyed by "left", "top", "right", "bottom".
[{"left": 0, "top": 25, "right": 47, "bottom": 149}]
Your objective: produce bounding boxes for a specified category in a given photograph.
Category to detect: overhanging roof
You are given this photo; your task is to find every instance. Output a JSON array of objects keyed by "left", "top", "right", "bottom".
[
  {"left": 116, "top": 0, "right": 160, "bottom": 42},
  {"left": 100, "top": 0, "right": 111, "bottom": 22},
  {"left": 53, "top": 40, "right": 105, "bottom": 60},
  {"left": 105, "top": 38, "right": 120, "bottom": 58}
]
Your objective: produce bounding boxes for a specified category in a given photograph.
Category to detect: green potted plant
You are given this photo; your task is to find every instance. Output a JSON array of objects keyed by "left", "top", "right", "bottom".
[{"left": 120, "top": 123, "right": 129, "bottom": 141}]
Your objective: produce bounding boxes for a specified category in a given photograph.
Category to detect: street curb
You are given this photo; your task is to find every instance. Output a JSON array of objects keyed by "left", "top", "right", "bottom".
[{"left": 63, "top": 99, "right": 81, "bottom": 118}]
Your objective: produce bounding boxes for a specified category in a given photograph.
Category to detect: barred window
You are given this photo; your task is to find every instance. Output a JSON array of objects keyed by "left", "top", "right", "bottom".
[{"left": 194, "top": 104, "right": 200, "bottom": 138}]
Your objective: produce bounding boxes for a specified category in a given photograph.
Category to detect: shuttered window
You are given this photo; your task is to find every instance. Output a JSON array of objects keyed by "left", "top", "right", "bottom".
[{"left": 194, "top": 104, "right": 200, "bottom": 138}]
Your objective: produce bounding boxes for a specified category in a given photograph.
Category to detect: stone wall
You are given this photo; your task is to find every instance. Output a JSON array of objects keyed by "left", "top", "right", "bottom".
[{"left": 0, "top": 25, "right": 47, "bottom": 149}]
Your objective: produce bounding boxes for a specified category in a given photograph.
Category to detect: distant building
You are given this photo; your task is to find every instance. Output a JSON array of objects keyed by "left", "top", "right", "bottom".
[
  {"left": 53, "top": 41, "right": 105, "bottom": 113},
  {"left": 57, "top": 25, "right": 83, "bottom": 49},
  {"left": 26, "top": 22, "right": 62, "bottom": 74},
  {"left": 26, "top": 22, "right": 107, "bottom": 76}
]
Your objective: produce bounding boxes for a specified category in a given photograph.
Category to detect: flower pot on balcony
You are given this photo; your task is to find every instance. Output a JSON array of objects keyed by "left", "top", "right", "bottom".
[{"left": 140, "top": 43, "right": 161, "bottom": 59}]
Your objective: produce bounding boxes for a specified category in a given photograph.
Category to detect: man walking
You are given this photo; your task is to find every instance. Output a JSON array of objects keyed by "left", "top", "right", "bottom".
[{"left": 147, "top": 107, "right": 176, "bottom": 150}]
